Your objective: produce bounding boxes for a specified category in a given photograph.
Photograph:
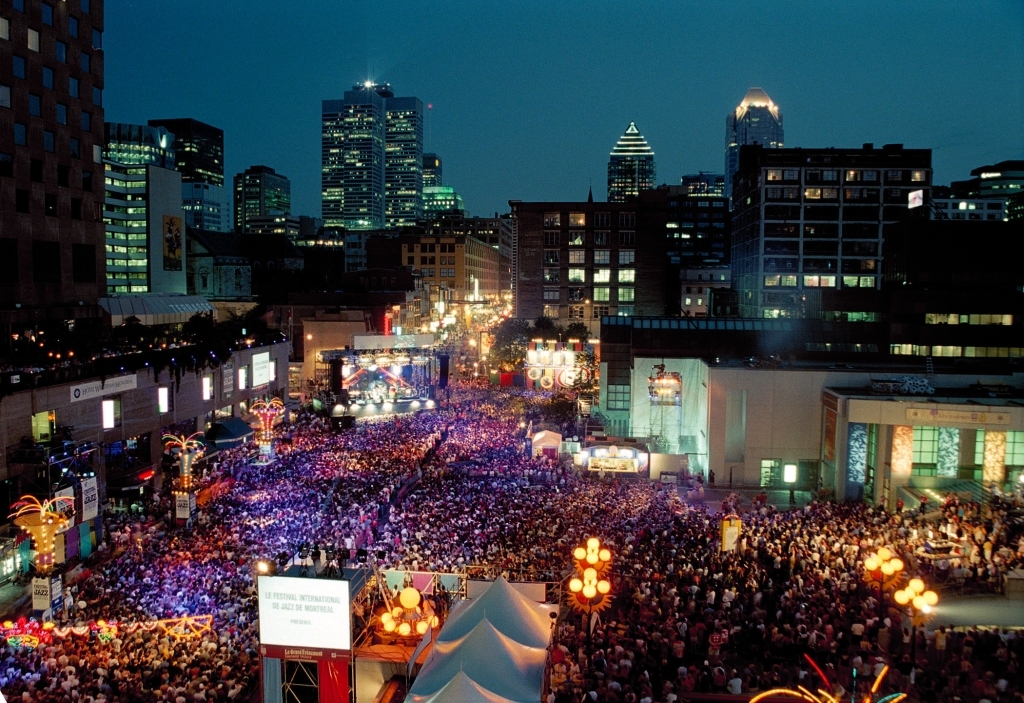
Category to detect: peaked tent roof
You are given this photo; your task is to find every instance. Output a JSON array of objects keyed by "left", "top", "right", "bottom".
[
  {"left": 410, "top": 671, "right": 518, "bottom": 703},
  {"left": 610, "top": 122, "right": 654, "bottom": 157},
  {"left": 437, "top": 576, "right": 555, "bottom": 648},
  {"left": 408, "top": 619, "right": 547, "bottom": 703}
]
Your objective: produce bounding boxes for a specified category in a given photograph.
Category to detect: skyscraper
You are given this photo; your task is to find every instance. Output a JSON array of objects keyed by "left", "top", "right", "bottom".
[
  {"left": 147, "top": 118, "right": 230, "bottom": 231},
  {"left": 384, "top": 95, "right": 423, "bottom": 228},
  {"left": 103, "top": 123, "right": 187, "bottom": 294},
  {"left": 233, "top": 165, "right": 291, "bottom": 234},
  {"left": 322, "top": 82, "right": 425, "bottom": 231},
  {"left": 725, "top": 87, "right": 784, "bottom": 199},
  {"left": 423, "top": 153, "right": 442, "bottom": 187},
  {"left": 322, "top": 85, "right": 386, "bottom": 230},
  {"left": 607, "top": 122, "right": 655, "bottom": 203}
]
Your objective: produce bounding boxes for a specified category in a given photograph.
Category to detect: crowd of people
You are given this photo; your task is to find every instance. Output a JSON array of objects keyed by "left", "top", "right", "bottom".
[{"left": 2, "top": 383, "right": 1024, "bottom": 703}]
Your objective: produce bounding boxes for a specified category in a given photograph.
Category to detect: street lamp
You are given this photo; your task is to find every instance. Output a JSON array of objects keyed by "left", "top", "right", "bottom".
[
  {"left": 863, "top": 547, "right": 904, "bottom": 618},
  {"left": 567, "top": 538, "right": 613, "bottom": 644},
  {"left": 894, "top": 578, "right": 937, "bottom": 666}
]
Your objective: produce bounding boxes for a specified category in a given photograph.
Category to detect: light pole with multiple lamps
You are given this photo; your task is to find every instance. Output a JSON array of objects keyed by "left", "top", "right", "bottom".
[
  {"left": 894, "top": 578, "right": 938, "bottom": 666},
  {"left": 863, "top": 547, "right": 904, "bottom": 619},
  {"left": 567, "top": 538, "right": 613, "bottom": 645}
]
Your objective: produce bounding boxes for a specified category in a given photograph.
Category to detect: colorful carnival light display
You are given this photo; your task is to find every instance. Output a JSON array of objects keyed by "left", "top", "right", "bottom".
[
  {"left": 0, "top": 615, "right": 214, "bottom": 651},
  {"left": 749, "top": 655, "right": 906, "bottom": 703},
  {"left": 162, "top": 432, "right": 206, "bottom": 490},
  {"left": 9, "top": 496, "right": 75, "bottom": 573},
  {"left": 525, "top": 341, "right": 591, "bottom": 389},
  {"left": 250, "top": 397, "right": 285, "bottom": 447}
]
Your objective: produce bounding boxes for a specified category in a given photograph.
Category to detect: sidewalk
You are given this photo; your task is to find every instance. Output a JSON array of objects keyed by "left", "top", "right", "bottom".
[{"left": 0, "top": 578, "right": 30, "bottom": 620}]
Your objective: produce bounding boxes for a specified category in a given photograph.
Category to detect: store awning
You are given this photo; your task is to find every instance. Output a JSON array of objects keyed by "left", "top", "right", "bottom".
[{"left": 205, "top": 417, "right": 255, "bottom": 449}]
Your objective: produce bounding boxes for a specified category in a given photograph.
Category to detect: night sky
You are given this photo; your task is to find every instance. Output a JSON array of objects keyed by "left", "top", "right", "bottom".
[{"left": 105, "top": 1, "right": 1023, "bottom": 218}]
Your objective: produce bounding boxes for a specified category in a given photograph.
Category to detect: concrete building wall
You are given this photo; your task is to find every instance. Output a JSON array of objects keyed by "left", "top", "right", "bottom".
[{"left": 147, "top": 164, "right": 187, "bottom": 294}]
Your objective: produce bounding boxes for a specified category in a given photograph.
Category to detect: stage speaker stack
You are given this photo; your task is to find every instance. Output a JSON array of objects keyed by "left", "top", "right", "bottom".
[
  {"left": 438, "top": 354, "right": 450, "bottom": 389},
  {"left": 329, "top": 359, "right": 344, "bottom": 394}
]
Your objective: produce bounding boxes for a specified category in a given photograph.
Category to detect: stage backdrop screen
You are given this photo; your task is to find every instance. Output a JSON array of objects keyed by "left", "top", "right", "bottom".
[
  {"left": 252, "top": 352, "right": 271, "bottom": 387},
  {"left": 258, "top": 576, "right": 351, "bottom": 650}
]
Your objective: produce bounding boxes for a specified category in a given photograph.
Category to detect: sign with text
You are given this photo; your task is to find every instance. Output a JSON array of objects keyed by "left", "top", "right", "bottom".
[
  {"left": 175, "top": 493, "right": 196, "bottom": 521},
  {"left": 906, "top": 408, "right": 1011, "bottom": 425},
  {"left": 70, "top": 374, "right": 137, "bottom": 403},
  {"left": 81, "top": 477, "right": 99, "bottom": 522},
  {"left": 32, "top": 577, "right": 51, "bottom": 611},
  {"left": 252, "top": 352, "right": 271, "bottom": 387},
  {"left": 258, "top": 575, "right": 351, "bottom": 651}
]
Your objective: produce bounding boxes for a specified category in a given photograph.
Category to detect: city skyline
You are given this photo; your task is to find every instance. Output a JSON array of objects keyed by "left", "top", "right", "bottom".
[{"left": 102, "top": 1, "right": 1023, "bottom": 218}]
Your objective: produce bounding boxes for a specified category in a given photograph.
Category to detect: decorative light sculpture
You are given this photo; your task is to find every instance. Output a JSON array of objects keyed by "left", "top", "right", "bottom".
[
  {"left": 10, "top": 496, "right": 75, "bottom": 574},
  {"left": 894, "top": 578, "right": 938, "bottom": 665},
  {"left": 379, "top": 586, "right": 438, "bottom": 638},
  {"left": 163, "top": 432, "right": 206, "bottom": 490},
  {"left": 250, "top": 397, "right": 285, "bottom": 445},
  {"left": 567, "top": 537, "right": 613, "bottom": 616},
  {"left": 863, "top": 546, "right": 904, "bottom": 618}
]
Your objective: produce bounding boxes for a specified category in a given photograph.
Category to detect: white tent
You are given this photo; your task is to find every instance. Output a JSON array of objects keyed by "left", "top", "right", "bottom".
[
  {"left": 439, "top": 576, "right": 556, "bottom": 648},
  {"left": 406, "top": 620, "right": 547, "bottom": 703},
  {"left": 413, "top": 671, "right": 518, "bottom": 703},
  {"left": 530, "top": 430, "right": 562, "bottom": 458}
]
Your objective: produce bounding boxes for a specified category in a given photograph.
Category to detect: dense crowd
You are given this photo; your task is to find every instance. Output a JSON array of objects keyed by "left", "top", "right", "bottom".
[{"left": 2, "top": 383, "right": 1024, "bottom": 703}]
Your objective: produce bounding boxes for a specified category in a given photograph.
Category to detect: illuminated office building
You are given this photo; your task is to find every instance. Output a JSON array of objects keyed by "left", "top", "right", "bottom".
[
  {"left": 423, "top": 153, "right": 442, "bottom": 187},
  {"left": 423, "top": 185, "right": 465, "bottom": 217},
  {"left": 233, "top": 165, "right": 290, "bottom": 234},
  {"left": 104, "top": 122, "right": 174, "bottom": 168},
  {"left": 384, "top": 95, "right": 423, "bottom": 228},
  {"left": 725, "top": 87, "right": 784, "bottom": 199},
  {"left": 607, "top": 122, "right": 655, "bottom": 203},
  {"left": 148, "top": 118, "right": 229, "bottom": 232}
]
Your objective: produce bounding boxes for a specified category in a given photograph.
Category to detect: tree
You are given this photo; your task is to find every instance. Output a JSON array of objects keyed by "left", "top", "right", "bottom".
[
  {"left": 491, "top": 318, "right": 530, "bottom": 371},
  {"left": 563, "top": 322, "right": 591, "bottom": 342},
  {"left": 533, "top": 315, "right": 559, "bottom": 336}
]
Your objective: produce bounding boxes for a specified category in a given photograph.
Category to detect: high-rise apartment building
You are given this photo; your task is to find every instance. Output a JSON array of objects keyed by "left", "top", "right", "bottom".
[
  {"left": 607, "top": 122, "right": 655, "bottom": 203},
  {"left": 233, "top": 165, "right": 290, "bottom": 234},
  {"left": 322, "top": 83, "right": 424, "bottom": 231},
  {"left": 103, "top": 122, "right": 187, "bottom": 295},
  {"left": 730, "top": 143, "right": 931, "bottom": 319},
  {"left": 662, "top": 185, "right": 731, "bottom": 269},
  {"left": 423, "top": 153, "right": 442, "bottom": 187},
  {"left": 148, "top": 118, "right": 229, "bottom": 232},
  {"left": 725, "top": 87, "right": 784, "bottom": 200},
  {"left": 383, "top": 95, "right": 423, "bottom": 228},
  {"left": 1, "top": 0, "right": 107, "bottom": 330}
]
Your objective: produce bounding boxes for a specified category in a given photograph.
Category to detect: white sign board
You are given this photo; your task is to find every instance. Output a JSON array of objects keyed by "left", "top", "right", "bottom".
[
  {"left": 908, "top": 189, "right": 924, "bottom": 209},
  {"left": 252, "top": 352, "right": 271, "bottom": 387},
  {"left": 175, "top": 493, "right": 196, "bottom": 520},
  {"left": 258, "top": 575, "right": 351, "bottom": 651},
  {"left": 81, "top": 477, "right": 99, "bottom": 521},
  {"left": 70, "top": 373, "right": 138, "bottom": 402},
  {"left": 32, "top": 577, "right": 51, "bottom": 611},
  {"left": 54, "top": 486, "right": 76, "bottom": 520},
  {"left": 352, "top": 334, "right": 435, "bottom": 350}
]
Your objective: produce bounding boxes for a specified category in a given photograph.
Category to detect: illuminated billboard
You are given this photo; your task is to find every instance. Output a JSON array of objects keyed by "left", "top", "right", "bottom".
[
  {"left": 907, "top": 189, "right": 924, "bottom": 209},
  {"left": 258, "top": 576, "right": 351, "bottom": 654},
  {"left": 252, "top": 352, "right": 271, "bottom": 387}
]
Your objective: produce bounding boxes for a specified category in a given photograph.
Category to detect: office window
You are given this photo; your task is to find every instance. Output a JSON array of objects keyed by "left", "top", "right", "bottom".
[
  {"left": 32, "top": 240, "right": 60, "bottom": 282},
  {"left": 0, "top": 152, "right": 11, "bottom": 177},
  {"left": 28, "top": 28, "right": 40, "bottom": 51},
  {"left": 543, "top": 289, "right": 559, "bottom": 301},
  {"left": 617, "top": 305, "right": 634, "bottom": 316},
  {"left": 28, "top": 94, "right": 41, "bottom": 117},
  {"left": 618, "top": 288, "right": 635, "bottom": 302},
  {"left": 30, "top": 159, "right": 43, "bottom": 182},
  {"left": 767, "top": 170, "right": 783, "bottom": 181},
  {"left": 805, "top": 188, "right": 821, "bottom": 200},
  {"left": 81, "top": 111, "right": 91, "bottom": 130},
  {"left": 567, "top": 287, "right": 584, "bottom": 302},
  {"left": 764, "top": 275, "right": 780, "bottom": 287},
  {"left": 40, "top": 67, "right": 54, "bottom": 89},
  {"left": 14, "top": 123, "right": 27, "bottom": 145},
  {"left": 69, "top": 138, "right": 80, "bottom": 158},
  {"left": 15, "top": 189, "right": 30, "bottom": 213},
  {"left": 92, "top": 29, "right": 101, "bottom": 49},
  {"left": 568, "top": 250, "right": 585, "bottom": 264},
  {"left": 619, "top": 231, "right": 635, "bottom": 246},
  {"left": 238, "top": 367, "right": 248, "bottom": 391},
  {"left": 593, "top": 268, "right": 610, "bottom": 283},
  {"left": 912, "top": 427, "right": 938, "bottom": 464},
  {"left": 619, "top": 250, "right": 635, "bottom": 265},
  {"left": 80, "top": 52, "right": 90, "bottom": 73},
  {"left": 43, "top": 130, "right": 54, "bottom": 152},
  {"left": 68, "top": 76, "right": 78, "bottom": 97},
  {"left": 593, "top": 232, "right": 608, "bottom": 246},
  {"left": 781, "top": 275, "right": 797, "bottom": 287},
  {"left": 543, "top": 250, "right": 559, "bottom": 265},
  {"left": 569, "top": 231, "right": 584, "bottom": 246},
  {"left": 594, "top": 250, "right": 610, "bottom": 264},
  {"left": 42, "top": 3, "right": 54, "bottom": 24},
  {"left": 56, "top": 41, "right": 67, "bottom": 63},
  {"left": 81, "top": 0, "right": 91, "bottom": 12},
  {"left": 92, "top": 86, "right": 101, "bottom": 106},
  {"left": 158, "top": 387, "right": 171, "bottom": 414},
  {"left": 911, "top": 170, "right": 927, "bottom": 182},
  {"left": 567, "top": 268, "right": 585, "bottom": 283},
  {"left": 569, "top": 212, "right": 586, "bottom": 227},
  {"left": 82, "top": 169, "right": 92, "bottom": 191},
  {"left": 619, "top": 212, "right": 636, "bottom": 228},
  {"left": 543, "top": 269, "right": 559, "bottom": 283},
  {"left": 543, "top": 305, "right": 559, "bottom": 318},
  {"left": 0, "top": 18, "right": 8, "bottom": 40},
  {"left": 202, "top": 376, "right": 213, "bottom": 401},
  {"left": 544, "top": 231, "right": 559, "bottom": 246},
  {"left": 618, "top": 269, "right": 635, "bottom": 283},
  {"left": 71, "top": 243, "right": 95, "bottom": 281},
  {"left": 594, "top": 287, "right": 610, "bottom": 302},
  {"left": 13, "top": 56, "right": 26, "bottom": 79},
  {"left": 43, "top": 192, "right": 56, "bottom": 216},
  {"left": 592, "top": 305, "right": 609, "bottom": 319},
  {"left": 684, "top": 297, "right": 691, "bottom": 306},
  {"left": 68, "top": 16, "right": 78, "bottom": 38},
  {"left": 568, "top": 305, "right": 585, "bottom": 320},
  {"left": 594, "top": 212, "right": 611, "bottom": 228},
  {"left": 543, "top": 212, "right": 560, "bottom": 227}
]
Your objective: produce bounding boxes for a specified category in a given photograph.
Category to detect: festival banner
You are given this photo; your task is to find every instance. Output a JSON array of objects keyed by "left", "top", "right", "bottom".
[
  {"left": 81, "top": 477, "right": 99, "bottom": 521},
  {"left": 31, "top": 577, "right": 51, "bottom": 611},
  {"left": 162, "top": 215, "right": 183, "bottom": 271}
]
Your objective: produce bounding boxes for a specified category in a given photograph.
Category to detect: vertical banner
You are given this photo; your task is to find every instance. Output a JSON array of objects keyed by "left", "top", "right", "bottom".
[
  {"left": 54, "top": 486, "right": 77, "bottom": 524},
  {"left": 94, "top": 515, "right": 103, "bottom": 545},
  {"left": 79, "top": 523, "right": 93, "bottom": 558},
  {"left": 81, "top": 477, "right": 99, "bottom": 521},
  {"left": 823, "top": 407, "right": 837, "bottom": 465},
  {"left": 720, "top": 516, "right": 742, "bottom": 552},
  {"left": 50, "top": 574, "right": 63, "bottom": 614},
  {"left": 317, "top": 657, "right": 350, "bottom": 703},
  {"left": 55, "top": 534, "right": 66, "bottom": 564},
  {"left": 163, "top": 214, "right": 183, "bottom": 270},
  {"left": 32, "top": 577, "right": 51, "bottom": 611},
  {"left": 846, "top": 422, "right": 868, "bottom": 502},
  {"left": 262, "top": 657, "right": 284, "bottom": 703},
  {"left": 66, "top": 527, "right": 80, "bottom": 561},
  {"left": 983, "top": 430, "right": 1007, "bottom": 485},
  {"left": 936, "top": 427, "right": 960, "bottom": 477}
]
